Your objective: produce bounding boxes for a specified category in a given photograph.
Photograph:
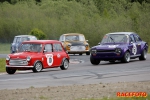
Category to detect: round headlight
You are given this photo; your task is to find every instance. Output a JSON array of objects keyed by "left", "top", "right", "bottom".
[
  {"left": 26, "top": 56, "right": 31, "bottom": 61},
  {"left": 85, "top": 43, "right": 89, "bottom": 47},
  {"left": 67, "top": 43, "right": 71, "bottom": 47},
  {"left": 6, "top": 55, "right": 10, "bottom": 60},
  {"left": 91, "top": 49, "right": 97, "bottom": 54},
  {"left": 115, "top": 48, "right": 122, "bottom": 53}
]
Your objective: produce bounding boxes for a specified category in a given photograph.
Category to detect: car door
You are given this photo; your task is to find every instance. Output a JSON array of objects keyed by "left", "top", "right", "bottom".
[
  {"left": 52, "top": 43, "right": 64, "bottom": 66},
  {"left": 42, "top": 43, "right": 56, "bottom": 68},
  {"left": 128, "top": 34, "right": 137, "bottom": 56},
  {"left": 133, "top": 34, "right": 142, "bottom": 55}
]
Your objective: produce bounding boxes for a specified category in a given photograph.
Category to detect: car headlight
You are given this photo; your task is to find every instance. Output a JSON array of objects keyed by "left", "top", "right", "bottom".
[
  {"left": 26, "top": 56, "right": 31, "bottom": 61},
  {"left": 115, "top": 48, "right": 122, "bottom": 53},
  {"left": 91, "top": 49, "right": 97, "bottom": 54},
  {"left": 67, "top": 43, "right": 71, "bottom": 47},
  {"left": 6, "top": 55, "right": 10, "bottom": 60},
  {"left": 85, "top": 43, "right": 89, "bottom": 47}
]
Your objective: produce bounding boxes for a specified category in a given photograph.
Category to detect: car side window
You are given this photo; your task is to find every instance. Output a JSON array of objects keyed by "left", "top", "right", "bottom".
[
  {"left": 134, "top": 35, "right": 141, "bottom": 42},
  {"left": 16, "top": 37, "right": 21, "bottom": 43},
  {"left": 129, "top": 35, "right": 135, "bottom": 43},
  {"left": 53, "top": 43, "right": 63, "bottom": 52},
  {"left": 44, "top": 44, "right": 52, "bottom": 52}
]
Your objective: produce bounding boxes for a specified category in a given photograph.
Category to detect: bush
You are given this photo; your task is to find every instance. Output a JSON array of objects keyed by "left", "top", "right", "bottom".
[{"left": 29, "top": 28, "right": 47, "bottom": 40}]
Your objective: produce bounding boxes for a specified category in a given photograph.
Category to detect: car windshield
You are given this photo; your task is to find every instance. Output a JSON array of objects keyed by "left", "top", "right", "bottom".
[
  {"left": 65, "top": 35, "right": 85, "bottom": 41},
  {"left": 101, "top": 34, "right": 129, "bottom": 44},
  {"left": 19, "top": 43, "right": 42, "bottom": 52}
]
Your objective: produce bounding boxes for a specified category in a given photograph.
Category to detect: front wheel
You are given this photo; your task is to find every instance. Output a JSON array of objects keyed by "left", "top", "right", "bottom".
[
  {"left": 6, "top": 67, "right": 16, "bottom": 74},
  {"left": 139, "top": 49, "right": 147, "bottom": 60},
  {"left": 121, "top": 51, "right": 130, "bottom": 63},
  {"left": 32, "top": 62, "right": 43, "bottom": 72},
  {"left": 60, "top": 59, "right": 69, "bottom": 70},
  {"left": 90, "top": 56, "right": 100, "bottom": 65}
]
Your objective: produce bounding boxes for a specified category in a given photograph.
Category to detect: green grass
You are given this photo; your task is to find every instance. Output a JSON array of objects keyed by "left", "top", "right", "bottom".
[
  {"left": 0, "top": 58, "right": 6, "bottom": 72},
  {"left": 0, "top": 43, "right": 11, "bottom": 54}
]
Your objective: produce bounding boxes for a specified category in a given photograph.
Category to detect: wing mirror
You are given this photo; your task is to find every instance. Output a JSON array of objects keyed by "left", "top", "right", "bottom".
[{"left": 98, "top": 43, "right": 101, "bottom": 45}]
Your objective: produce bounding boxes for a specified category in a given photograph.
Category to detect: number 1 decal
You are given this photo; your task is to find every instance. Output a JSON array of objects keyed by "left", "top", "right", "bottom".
[{"left": 46, "top": 54, "right": 53, "bottom": 66}]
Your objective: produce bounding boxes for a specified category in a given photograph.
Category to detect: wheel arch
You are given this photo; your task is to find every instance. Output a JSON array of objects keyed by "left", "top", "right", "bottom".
[
  {"left": 60, "top": 57, "right": 69, "bottom": 66},
  {"left": 33, "top": 60, "right": 43, "bottom": 68}
]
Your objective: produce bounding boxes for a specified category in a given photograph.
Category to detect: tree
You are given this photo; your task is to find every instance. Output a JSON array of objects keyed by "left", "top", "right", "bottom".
[{"left": 29, "top": 28, "right": 47, "bottom": 40}]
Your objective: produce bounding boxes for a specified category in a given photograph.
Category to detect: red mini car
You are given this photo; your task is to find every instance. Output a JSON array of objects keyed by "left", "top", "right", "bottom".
[{"left": 6, "top": 40, "right": 70, "bottom": 74}]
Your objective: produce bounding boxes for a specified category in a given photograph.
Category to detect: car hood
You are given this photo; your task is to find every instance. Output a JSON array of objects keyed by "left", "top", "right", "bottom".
[
  {"left": 92, "top": 43, "right": 128, "bottom": 50},
  {"left": 65, "top": 41, "right": 85, "bottom": 46},
  {"left": 9, "top": 52, "right": 40, "bottom": 59}
]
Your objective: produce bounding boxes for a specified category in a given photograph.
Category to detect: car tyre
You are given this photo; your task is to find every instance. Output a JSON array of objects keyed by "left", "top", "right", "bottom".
[
  {"left": 6, "top": 67, "right": 16, "bottom": 74},
  {"left": 139, "top": 49, "right": 147, "bottom": 60},
  {"left": 79, "top": 53, "right": 82, "bottom": 55},
  {"left": 86, "top": 52, "right": 90, "bottom": 55},
  {"left": 32, "top": 62, "right": 43, "bottom": 72},
  {"left": 60, "top": 59, "right": 69, "bottom": 70},
  {"left": 121, "top": 51, "right": 130, "bottom": 63},
  {"left": 90, "top": 56, "right": 100, "bottom": 65}
]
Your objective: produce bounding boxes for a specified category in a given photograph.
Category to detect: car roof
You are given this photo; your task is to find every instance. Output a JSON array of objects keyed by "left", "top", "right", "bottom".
[
  {"left": 62, "top": 33, "right": 84, "bottom": 36},
  {"left": 22, "top": 40, "right": 61, "bottom": 44},
  {"left": 15, "top": 35, "right": 36, "bottom": 37},
  {"left": 107, "top": 32, "right": 136, "bottom": 35}
]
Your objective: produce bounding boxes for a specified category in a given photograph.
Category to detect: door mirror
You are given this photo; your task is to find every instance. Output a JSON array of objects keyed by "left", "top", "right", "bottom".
[
  {"left": 43, "top": 49, "right": 47, "bottom": 53},
  {"left": 98, "top": 43, "right": 101, "bottom": 45}
]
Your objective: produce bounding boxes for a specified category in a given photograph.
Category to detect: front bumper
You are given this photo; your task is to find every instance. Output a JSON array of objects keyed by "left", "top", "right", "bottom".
[
  {"left": 91, "top": 52, "right": 123, "bottom": 60},
  {"left": 68, "top": 50, "right": 90, "bottom": 54},
  {"left": 6, "top": 65, "right": 34, "bottom": 68}
]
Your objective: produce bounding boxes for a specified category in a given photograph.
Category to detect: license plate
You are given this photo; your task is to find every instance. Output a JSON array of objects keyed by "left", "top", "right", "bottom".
[{"left": 70, "top": 46, "right": 85, "bottom": 51}]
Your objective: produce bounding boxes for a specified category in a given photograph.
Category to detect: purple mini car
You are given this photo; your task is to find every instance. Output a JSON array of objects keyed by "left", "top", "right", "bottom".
[{"left": 90, "top": 32, "right": 148, "bottom": 65}]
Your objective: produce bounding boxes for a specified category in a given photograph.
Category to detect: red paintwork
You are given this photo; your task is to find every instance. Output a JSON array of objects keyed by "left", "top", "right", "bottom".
[{"left": 6, "top": 40, "right": 70, "bottom": 70}]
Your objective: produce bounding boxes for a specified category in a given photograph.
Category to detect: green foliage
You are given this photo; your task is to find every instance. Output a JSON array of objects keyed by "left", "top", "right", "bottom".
[
  {"left": 29, "top": 28, "right": 47, "bottom": 40},
  {"left": 0, "top": 0, "right": 149, "bottom": 50},
  {"left": 0, "top": 58, "right": 6, "bottom": 72}
]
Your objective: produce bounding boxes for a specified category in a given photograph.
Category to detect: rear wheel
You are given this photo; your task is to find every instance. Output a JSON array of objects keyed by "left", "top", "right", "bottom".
[
  {"left": 90, "top": 56, "right": 100, "bottom": 65},
  {"left": 86, "top": 52, "right": 90, "bottom": 55},
  {"left": 32, "top": 62, "right": 43, "bottom": 72},
  {"left": 60, "top": 59, "right": 69, "bottom": 70},
  {"left": 121, "top": 51, "right": 130, "bottom": 63},
  {"left": 79, "top": 53, "right": 82, "bottom": 55},
  {"left": 6, "top": 67, "right": 16, "bottom": 74},
  {"left": 139, "top": 49, "right": 147, "bottom": 60}
]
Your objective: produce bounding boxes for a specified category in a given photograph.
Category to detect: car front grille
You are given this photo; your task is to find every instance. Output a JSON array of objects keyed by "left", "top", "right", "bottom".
[
  {"left": 97, "top": 49, "right": 115, "bottom": 53},
  {"left": 9, "top": 59, "right": 28, "bottom": 66}
]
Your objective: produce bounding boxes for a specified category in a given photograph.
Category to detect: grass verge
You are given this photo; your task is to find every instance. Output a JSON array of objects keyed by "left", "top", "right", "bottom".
[{"left": 0, "top": 58, "right": 6, "bottom": 72}]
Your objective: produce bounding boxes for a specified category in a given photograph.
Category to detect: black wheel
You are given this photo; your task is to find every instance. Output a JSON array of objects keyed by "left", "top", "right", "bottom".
[
  {"left": 90, "top": 56, "right": 100, "bottom": 65},
  {"left": 6, "top": 67, "right": 16, "bottom": 74},
  {"left": 60, "top": 59, "right": 69, "bottom": 70},
  {"left": 79, "top": 53, "right": 82, "bottom": 55},
  {"left": 139, "top": 49, "right": 147, "bottom": 60},
  {"left": 121, "top": 51, "right": 130, "bottom": 63},
  {"left": 86, "top": 52, "right": 90, "bottom": 55},
  {"left": 32, "top": 62, "right": 43, "bottom": 72}
]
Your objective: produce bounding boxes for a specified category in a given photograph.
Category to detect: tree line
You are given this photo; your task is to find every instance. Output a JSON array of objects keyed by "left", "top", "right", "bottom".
[{"left": 0, "top": 0, "right": 150, "bottom": 47}]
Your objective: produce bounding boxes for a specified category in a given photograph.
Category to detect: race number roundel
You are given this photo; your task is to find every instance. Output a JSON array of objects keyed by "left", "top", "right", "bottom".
[
  {"left": 132, "top": 43, "right": 137, "bottom": 55},
  {"left": 46, "top": 54, "right": 53, "bottom": 66}
]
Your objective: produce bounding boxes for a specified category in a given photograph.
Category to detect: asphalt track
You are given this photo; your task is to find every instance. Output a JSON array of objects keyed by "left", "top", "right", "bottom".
[{"left": 0, "top": 54, "right": 150, "bottom": 90}]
